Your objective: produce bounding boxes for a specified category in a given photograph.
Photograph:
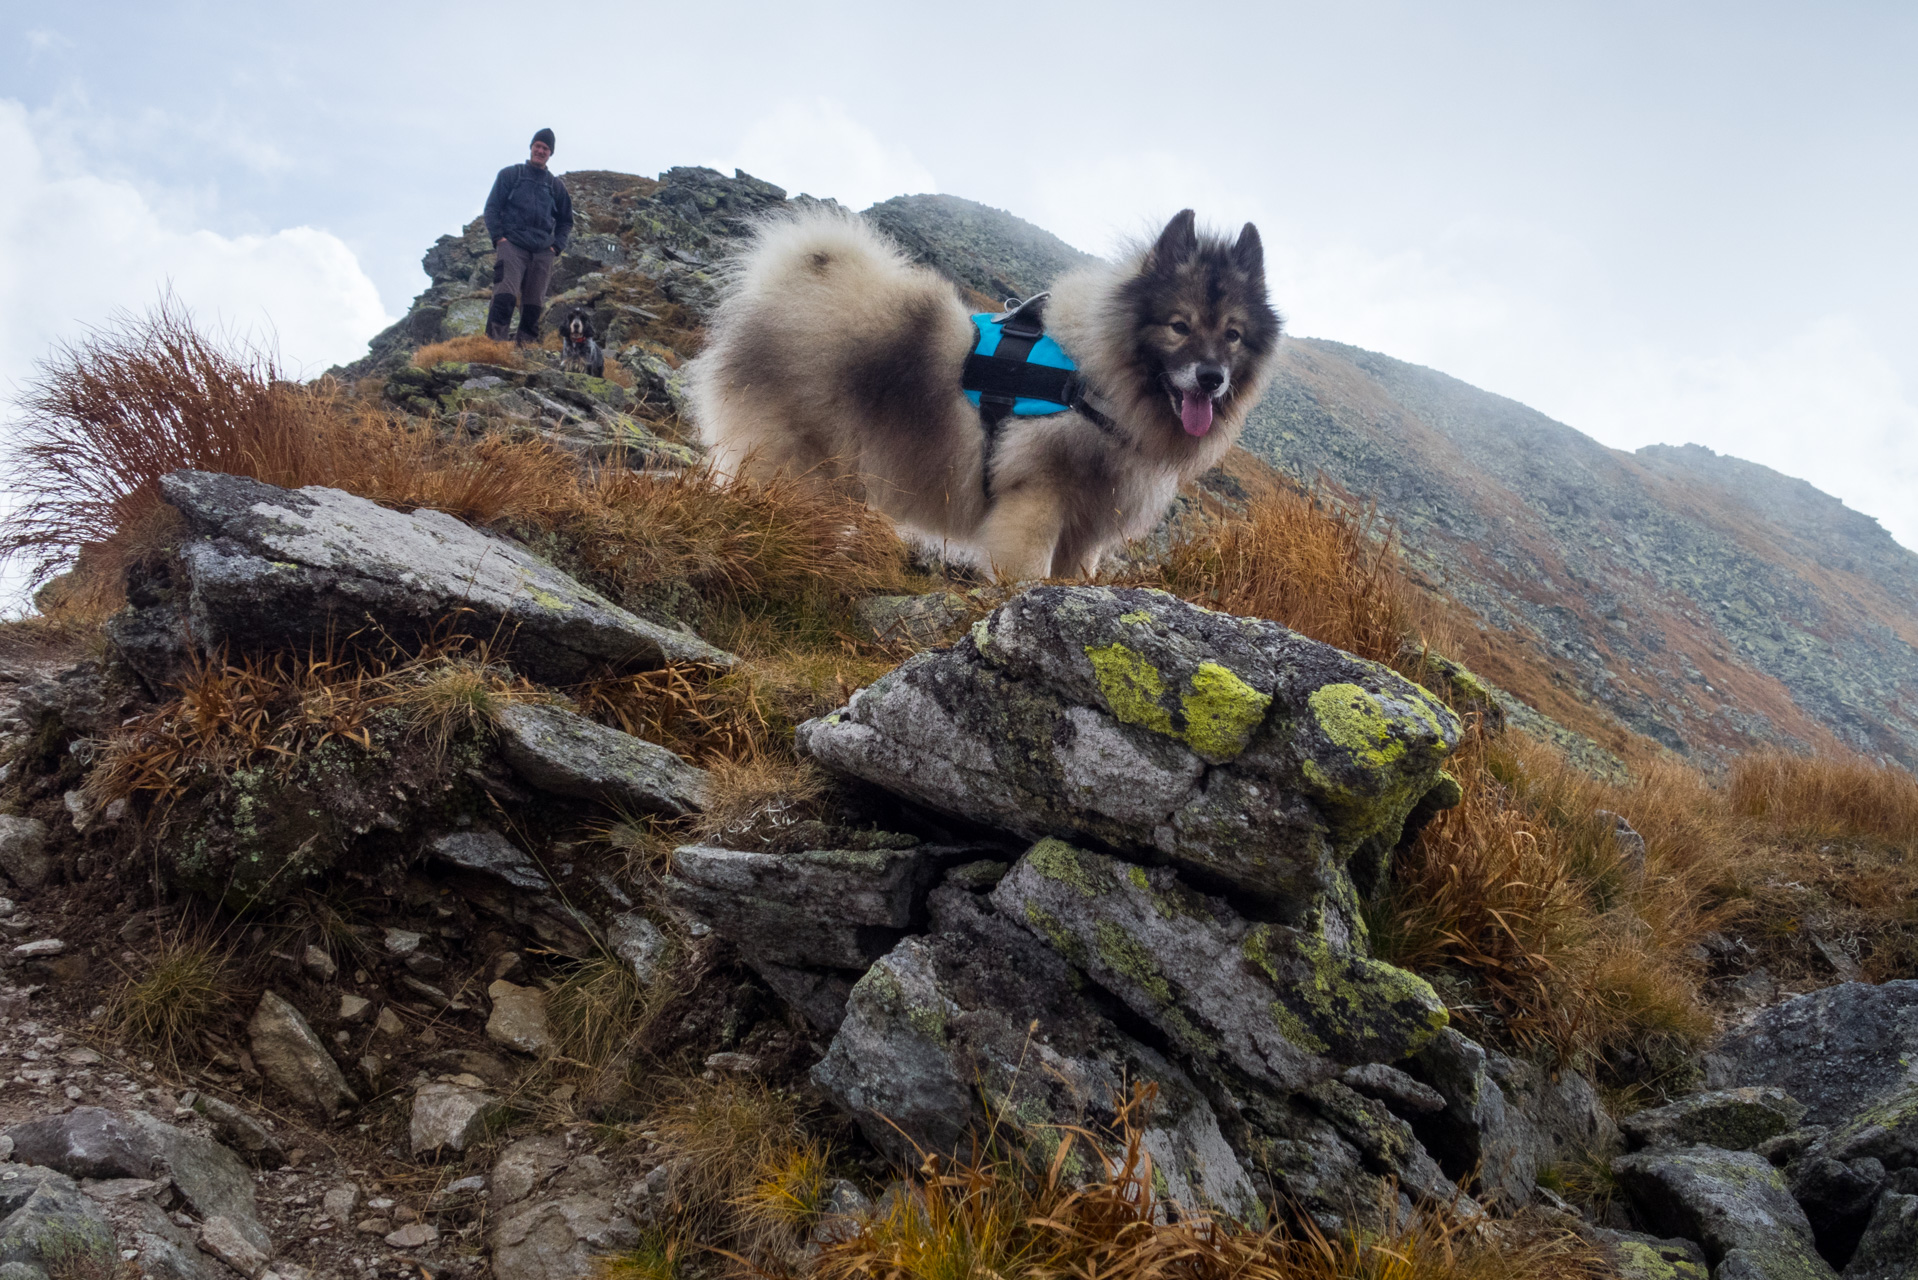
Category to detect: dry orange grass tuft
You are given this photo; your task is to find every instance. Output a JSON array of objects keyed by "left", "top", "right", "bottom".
[
  {"left": 1, "top": 304, "right": 901, "bottom": 638},
  {"left": 1379, "top": 733, "right": 1731, "bottom": 1070},
  {"left": 1156, "top": 481, "right": 1435, "bottom": 668},
  {"left": 816, "top": 1084, "right": 1606, "bottom": 1280},
  {"left": 1729, "top": 751, "right": 1918, "bottom": 847},
  {"left": 410, "top": 335, "right": 523, "bottom": 368}
]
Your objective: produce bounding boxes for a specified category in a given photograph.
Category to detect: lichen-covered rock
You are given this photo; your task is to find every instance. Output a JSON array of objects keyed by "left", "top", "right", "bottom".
[
  {"left": 1705, "top": 981, "right": 1918, "bottom": 1127},
  {"left": 991, "top": 839, "right": 1446, "bottom": 1094},
  {"left": 666, "top": 840, "right": 969, "bottom": 969},
  {"left": 1845, "top": 1191, "right": 1918, "bottom": 1280},
  {"left": 798, "top": 586, "right": 1461, "bottom": 905},
  {"left": 1805, "top": 1082, "right": 1918, "bottom": 1173},
  {"left": 494, "top": 701, "right": 708, "bottom": 816},
  {"left": 1593, "top": 1230, "right": 1709, "bottom": 1280},
  {"left": 0, "top": 1166, "right": 115, "bottom": 1277},
  {"left": 248, "top": 992, "right": 357, "bottom": 1116},
  {"left": 112, "top": 470, "right": 733, "bottom": 689},
  {"left": 1612, "top": 1145, "right": 1837, "bottom": 1279},
  {"left": 1623, "top": 1088, "right": 1807, "bottom": 1152},
  {"left": 812, "top": 886, "right": 1262, "bottom": 1222}
]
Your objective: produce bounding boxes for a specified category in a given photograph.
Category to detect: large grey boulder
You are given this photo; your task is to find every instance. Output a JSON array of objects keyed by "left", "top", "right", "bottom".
[
  {"left": 1622, "top": 1087, "right": 1807, "bottom": 1152},
  {"left": 495, "top": 702, "right": 708, "bottom": 816},
  {"left": 248, "top": 991, "right": 357, "bottom": 1116},
  {"left": 667, "top": 840, "right": 971, "bottom": 969},
  {"left": 1846, "top": 1192, "right": 1918, "bottom": 1280},
  {"left": 111, "top": 470, "right": 732, "bottom": 688},
  {"left": 2, "top": 1107, "right": 270, "bottom": 1255},
  {"left": 798, "top": 585, "right": 1461, "bottom": 906},
  {"left": 813, "top": 885, "right": 1262, "bottom": 1222},
  {"left": 990, "top": 839, "right": 1447, "bottom": 1095},
  {"left": 1613, "top": 1145, "right": 1837, "bottom": 1279},
  {"left": 1706, "top": 982, "right": 1918, "bottom": 1126}
]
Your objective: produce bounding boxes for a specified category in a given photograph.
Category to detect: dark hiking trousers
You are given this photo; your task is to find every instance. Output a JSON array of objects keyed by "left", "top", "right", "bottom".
[{"left": 487, "top": 240, "right": 556, "bottom": 343}]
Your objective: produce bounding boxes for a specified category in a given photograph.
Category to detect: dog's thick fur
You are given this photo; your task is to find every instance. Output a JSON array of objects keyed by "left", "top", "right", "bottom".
[
  {"left": 686, "top": 208, "right": 1280, "bottom": 579},
  {"left": 560, "top": 308, "right": 604, "bottom": 377}
]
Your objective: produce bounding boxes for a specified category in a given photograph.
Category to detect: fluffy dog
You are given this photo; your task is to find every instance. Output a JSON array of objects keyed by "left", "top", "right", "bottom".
[
  {"left": 686, "top": 208, "right": 1280, "bottom": 579},
  {"left": 559, "top": 308, "right": 604, "bottom": 377}
]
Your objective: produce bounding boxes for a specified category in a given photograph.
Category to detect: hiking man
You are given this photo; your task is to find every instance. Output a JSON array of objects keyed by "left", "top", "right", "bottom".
[{"left": 483, "top": 128, "right": 574, "bottom": 345}]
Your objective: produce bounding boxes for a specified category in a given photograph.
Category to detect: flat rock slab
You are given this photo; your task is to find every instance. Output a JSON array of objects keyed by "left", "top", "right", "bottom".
[
  {"left": 1622, "top": 1087, "right": 1807, "bottom": 1151},
  {"left": 249, "top": 991, "right": 357, "bottom": 1116},
  {"left": 813, "top": 885, "right": 1261, "bottom": 1221},
  {"left": 130, "top": 470, "right": 732, "bottom": 685},
  {"left": 1804, "top": 1081, "right": 1918, "bottom": 1171},
  {"left": 427, "top": 829, "right": 550, "bottom": 891},
  {"left": 495, "top": 701, "right": 707, "bottom": 816},
  {"left": 799, "top": 585, "right": 1460, "bottom": 905},
  {"left": 992, "top": 839, "right": 1447, "bottom": 1094},
  {"left": 1706, "top": 981, "right": 1918, "bottom": 1126},
  {"left": 1612, "top": 1145, "right": 1836, "bottom": 1279},
  {"left": 667, "top": 840, "right": 968, "bottom": 969},
  {"left": 4, "top": 1106, "right": 271, "bottom": 1254}
]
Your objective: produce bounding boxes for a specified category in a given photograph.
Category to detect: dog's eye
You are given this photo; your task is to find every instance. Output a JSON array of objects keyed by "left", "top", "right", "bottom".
[
  {"left": 1169, "top": 320, "right": 1190, "bottom": 336},
  {"left": 1225, "top": 328, "right": 1242, "bottom": 343}
]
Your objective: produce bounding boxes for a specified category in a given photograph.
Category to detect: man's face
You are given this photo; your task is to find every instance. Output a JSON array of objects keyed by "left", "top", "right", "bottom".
[{"left": 529, "top": 141, "right": 552, "bottom": 168}]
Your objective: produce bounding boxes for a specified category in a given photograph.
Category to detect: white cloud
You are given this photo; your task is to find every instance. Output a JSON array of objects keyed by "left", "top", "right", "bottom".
[
  {"left": 731, "top": 97, "right": 936, "bottom": 210},
  {"left": 0, "top": 98, "right": 391, "bottom": 392}
]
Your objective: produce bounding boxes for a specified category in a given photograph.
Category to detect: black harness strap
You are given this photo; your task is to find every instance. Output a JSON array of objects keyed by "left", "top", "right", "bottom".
[{"left": 963, "top": 295, "right": 1119, "bottom": 500}]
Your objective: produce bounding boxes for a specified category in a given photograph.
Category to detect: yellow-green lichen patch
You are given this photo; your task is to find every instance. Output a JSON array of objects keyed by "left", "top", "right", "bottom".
[
  {"left": 1126, "top": 865, "right": 1151, "bottom": 891},
  {"left": 1244, "top": 924, "right": 1448, "bottom": 1058},
  {"left": 1118, "top": 609, "right": 1154, "bottom": 625},
  {"left": 1308, "top": 683, "right": 1409, "bottom": 772},
  {"left": 1180, "top": 661, "right": 1272, "bottom": 760},
  {"left": 1026, "top": 838, "right": 1107, "bottom": 897},
  {"left": 1425, "top": 771, "right": 1464, "bottom": 811},
  {"left": 1023, "top": 902, "right": 1089, "bottom": 966},
  {"left": 1085, "top": 642, "right": 1175, "bottom": 736},
  {"left": 1095, "top": 921, "right": 1173, "bottom": 1004},
  {"left": 969, "top": 618, "right": 992, "bottom": 652},
  {"left": 1269, "top": 1000, "right": 1330, "bottom": 1053}
]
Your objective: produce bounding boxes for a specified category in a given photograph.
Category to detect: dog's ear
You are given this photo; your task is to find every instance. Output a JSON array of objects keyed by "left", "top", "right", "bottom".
[
  {"left": 1148, "top": 209, "right": 1199, "bottom": 273},
  {"left": 1232, "top": 222, "right": 1264, "bottom": 276}
]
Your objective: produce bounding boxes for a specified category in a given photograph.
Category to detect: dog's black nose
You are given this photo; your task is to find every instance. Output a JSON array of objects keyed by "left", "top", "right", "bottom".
[{"left": 1196, "top": 365, "right": 1225, "bottom": 394}]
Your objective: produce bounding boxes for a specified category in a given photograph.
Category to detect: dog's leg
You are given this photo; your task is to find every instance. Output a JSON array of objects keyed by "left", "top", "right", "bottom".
[{"left": 977, "top": 486, "right": 1064, "bottom": 583}]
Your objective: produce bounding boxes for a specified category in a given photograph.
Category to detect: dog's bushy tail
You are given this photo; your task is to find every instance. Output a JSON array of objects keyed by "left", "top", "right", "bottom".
[{"left": 712, "top": 207, "right": 919, "bottom": 312}]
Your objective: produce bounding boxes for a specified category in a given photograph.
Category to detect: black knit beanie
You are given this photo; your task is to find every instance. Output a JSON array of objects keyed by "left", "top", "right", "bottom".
[{"left": 531, "top": 128, "right": 556, "bottom": 152}]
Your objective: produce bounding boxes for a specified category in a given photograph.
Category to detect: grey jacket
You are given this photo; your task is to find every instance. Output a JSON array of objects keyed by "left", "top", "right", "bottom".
[{"left": 483, "top": 163, "right": 573, "bottom": 255}]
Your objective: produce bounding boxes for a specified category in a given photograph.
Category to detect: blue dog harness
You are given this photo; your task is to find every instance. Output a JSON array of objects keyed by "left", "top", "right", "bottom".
[{"left": 959, "top": 294, "right": 1115, "bottom": 435}]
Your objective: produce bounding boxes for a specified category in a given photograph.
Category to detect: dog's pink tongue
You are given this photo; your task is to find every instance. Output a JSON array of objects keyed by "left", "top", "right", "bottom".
[{"left": 1180, "top": 392, "right": 1215, "bottom": 437}]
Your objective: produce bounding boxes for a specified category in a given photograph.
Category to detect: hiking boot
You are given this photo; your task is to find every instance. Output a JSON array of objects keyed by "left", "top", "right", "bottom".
[
  {"left": 516, "top": 304, "right": 543, "bottom": 347},
  {"left": 485, "top": 294, "right": 517, "bottom": 342}
]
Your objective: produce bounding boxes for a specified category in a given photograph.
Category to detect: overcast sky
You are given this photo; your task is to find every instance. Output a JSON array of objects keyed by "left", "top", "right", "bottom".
[{"left": 4, "top": 1, "right": 1915, "bottom": 550}]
